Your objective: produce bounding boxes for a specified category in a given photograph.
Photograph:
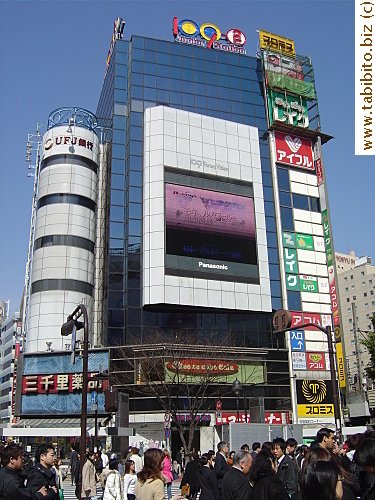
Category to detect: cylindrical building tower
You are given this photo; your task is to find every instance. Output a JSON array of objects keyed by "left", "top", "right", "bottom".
[{"left": 26, "top": 108, "right": 99, "bottom": 352}]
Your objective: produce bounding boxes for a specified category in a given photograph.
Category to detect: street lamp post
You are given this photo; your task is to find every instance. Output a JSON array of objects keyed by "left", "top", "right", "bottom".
[
  {"left": 273, "top": 309, "right": 342, "bottom": 439},
  {"left": 232, "top": 378, "right": 242, "bottom": 422},
  {"left": 61, "top": 304, "right": 89, "bottom": 499}
]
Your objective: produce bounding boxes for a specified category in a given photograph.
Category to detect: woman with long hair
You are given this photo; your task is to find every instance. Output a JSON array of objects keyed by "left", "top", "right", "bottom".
[
  {"left": 301, "top": 460, "right": 343, "bottom": 500},
  {"left": 249, "top": 451, "right": 288, "bottom": 500},
  {"left": 199, "top": 453, "right": 220, "bottom": 500},
  {"left": 123, "top": 460, "right": 136, "bottom": 500},
  {"left": 135, "top": 448, "right": 166, "bottom": 500},
  {"left": 303, "top": 447, "right": 357, "bottom": 500}
]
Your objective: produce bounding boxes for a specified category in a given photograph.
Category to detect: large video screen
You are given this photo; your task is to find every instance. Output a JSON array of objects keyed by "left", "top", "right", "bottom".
[{"left": 165, "top": 183, "right": 259, "bottom": 283}]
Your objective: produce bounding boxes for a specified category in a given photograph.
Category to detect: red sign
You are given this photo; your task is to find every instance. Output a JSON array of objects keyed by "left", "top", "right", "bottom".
[
  {"left": 216, "top": 400, "right": 223, "bottom": 411},
  {"left": 328, "top": 266, "right": 340, "bottom": 326},
  {"left": 216, "top": 412, "right": 250, "bottom": 425},
  {"left": 264, "top": 411, "right": 290, "bottom": 424},
  {"left": 21, "top": 373, "right": 109, "bottom": 395},
  {"left": 290, "top": 311, "right": 327, "bottom": 330},
  {"left": 274, "top": 131, "right": 314, "bottom": 170},
  {"left": 306, "top": 352, "right": 326, "bottom": 370},
  {"left": 166, "top": 359, "right": 238, "bottom": 376}
]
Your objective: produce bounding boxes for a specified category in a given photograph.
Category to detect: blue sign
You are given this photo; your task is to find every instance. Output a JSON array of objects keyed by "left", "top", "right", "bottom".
[
  {"left": 91, "top": 391, "right": 98, "bottom": 404},
  {"left": 290, "top": 330, "right": 305, "bottom": 351}
]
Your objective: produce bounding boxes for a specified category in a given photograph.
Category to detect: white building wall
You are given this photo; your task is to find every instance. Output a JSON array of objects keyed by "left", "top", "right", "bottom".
[{"left": 26, "top": 125, "right": 99, "bottom": 353}]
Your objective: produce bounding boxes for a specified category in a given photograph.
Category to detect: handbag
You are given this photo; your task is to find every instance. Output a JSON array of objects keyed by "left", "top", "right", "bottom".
[{"left": 181, "top": 483, "right": 190, "bottom": 497}]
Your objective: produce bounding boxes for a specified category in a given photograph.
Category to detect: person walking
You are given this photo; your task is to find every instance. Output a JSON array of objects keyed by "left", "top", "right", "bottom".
[
  {"left": 81, "top": 451, "right": 97, "bottom": 500},
  {"left": 214, "top": 442, "right": 229, "bottom": 498},
  {"left": 0, "top": 443, "right": 48, "bottom": 500},
  {"left": 162, "top": 450, "right": 174, "bottom": 500},
  {"left": 103, "top": 459, "right": 122, "bottom": 500},
  {"left": 199, "top": 453, "right": 220, "bottom": 500},
  {"left": 123, "top": 460, "right": 136, "bottom": 500},
  {"left": 70, "top": 445, "right": 79, "bottom": 486},
  {"left": 27, "top": 443, "right": 59, "bottom": 500},
  {"left": 221, "top": 450, "right": 253, "bottom": 500},
  {"left": 135, "top": 448, "right": 166, "bottom": 499},
  {"left": 180, "top": 451, "right": 200, "bottom": 500}
]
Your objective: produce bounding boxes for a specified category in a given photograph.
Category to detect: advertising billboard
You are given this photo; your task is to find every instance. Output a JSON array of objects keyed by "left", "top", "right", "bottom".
[
  {"left": 165, "top": 359, "right": 265, "bottom": 384},
  {"left": 259, "top": 30, "right": 295, "bottom": 56},
  {"left": 268, "top": 90, "right": 309, "bottom": 129},
  {"left": 274, "top": 132, "right": 314, "bottom": 170},
  {"left": 18, "top": 350, "right": 109, "bottom": 417},
  {"left": 165, "top": 182, "right": 259, "bottom": 283},
  {"left": 296, "top": 379, "right": 334, "bottom": 418}
]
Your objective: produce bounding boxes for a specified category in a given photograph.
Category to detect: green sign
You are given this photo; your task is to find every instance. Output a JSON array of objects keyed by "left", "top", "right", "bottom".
[
  {"left": 268, "top": 90, "right": 309, "bottom": 128},
  {"left": 286, "top": 274, "right": 300, "bottom": 291},
  {"left": 284, "top": 248, "right": 298, "bottom": 274},
  {"left": 165, "top": 360, "right": 265, "bottom": 384},
  {"left": 267, "top": 71, "right": 316, "bottom": 99},
  {"left": 300, "top": 275, "right": 318, "bottom": 293},
  {"left": 296, "top": 233, "right": 314, "bottom": 251},
  {"left": 283, "top": 232, "right": 296, "bottom": 248},
  {"left": 322, "top": 210, "right": 333, "bottom": 266}
]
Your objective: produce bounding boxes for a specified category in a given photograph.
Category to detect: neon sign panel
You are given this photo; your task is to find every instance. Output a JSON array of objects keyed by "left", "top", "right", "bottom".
[{"left": 173, "top": 17, "right": 246, "bottom": 54}]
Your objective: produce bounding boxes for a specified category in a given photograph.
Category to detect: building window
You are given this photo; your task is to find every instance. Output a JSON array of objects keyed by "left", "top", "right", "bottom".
[
  {"left": 349, "top": 318, "right": 353, "bottom": 323},
  {"left": 345, "top": 287, "right": 349, "bottom": 292},
  {"left": 351, "top": 275, "right": 354, "bottom": 279},
  {"left": 365, "top": 303, "right": 369, "bottom": 308},
  {"left": 346, "top": 298, "right": 350, "bottom": 302},
  {"left": 365, "top": 292, "right": 368, "bottom": 297},
  {"left": 362, "top": 271, "right": 365, "bottom": 276},
  {"left": 344, "top": 277, "right": 348, "bottom": 282},
  {"left": 369, "top": 279, "right": 373, "bottom": 284},
  {"left": 352, "top": 284, "right": 355, "bottom": 290},
  {"left": 363, "top": 281, "right": 366, "bottom": 287}
]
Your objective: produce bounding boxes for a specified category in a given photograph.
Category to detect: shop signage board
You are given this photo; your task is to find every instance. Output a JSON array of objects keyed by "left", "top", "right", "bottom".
[
  {"left": 284, "top": 248, "right": 298, "bottom": 274},
  {"left": 19, "top": 350, "right": 109, "bottom": 416},
  {"left": 268, "top": 90, "right": 309, "bottom": 129},
  {"left": 165, "top": 359, "right": 265, "bottom": 384},
  {"left": 296, "top": 233, "right": 314, "bottom": 251},
  {"left": 286, "top": 274, "right": 300, "bottom": 291},
  {"left": 274, "top": 132, "right": 314, "bottom": 170},
  {"left": 292, "top": 352, "right": 307, "bottom": 370},
  {"left": 296, "top": 379, "right": 334, "bottom": 418},
  {"left": 259, "top": 30, "right": 295, "bottom": 56},
  {"left": 173, "top": 17, "right": 246, "bottom": 54},
  {"left": 306, "top": 352, "right": 326, "bottom": 370},
  {"left": 300, "top": 275, "right": 318, "bottom": 293},
  {"left": 283, "top": 231, "right": 296, "bottom": 248}
]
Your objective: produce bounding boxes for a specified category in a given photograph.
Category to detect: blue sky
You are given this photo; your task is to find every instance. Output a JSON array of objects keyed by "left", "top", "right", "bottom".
[{"left": 0, "top": 0, "right": 370, "bottom": 314}]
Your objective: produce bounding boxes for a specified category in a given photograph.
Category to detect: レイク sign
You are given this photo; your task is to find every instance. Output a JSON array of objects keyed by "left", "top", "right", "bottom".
[
  {"left": 274, "top": 131, "right": 314, "bottom": 170},
  {"left": 268, "top": 91, "right": 309, "bottom": 129},
  {"left": 173, "top": 17, "right": 246, "bottom": 54}
]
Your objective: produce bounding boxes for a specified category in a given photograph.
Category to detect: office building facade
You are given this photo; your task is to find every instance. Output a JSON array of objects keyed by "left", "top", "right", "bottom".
[{"left": 23, "top": 20, "right": 342, "bottom": 442}]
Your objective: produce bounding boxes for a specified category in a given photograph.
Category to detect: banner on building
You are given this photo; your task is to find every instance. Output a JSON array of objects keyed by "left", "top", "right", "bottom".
[
  {"left": 18, "top": 350, "right": 110, "bottom": 417},
  {"left": 165, "top": 359, "right": 265, "bottom": 384}
]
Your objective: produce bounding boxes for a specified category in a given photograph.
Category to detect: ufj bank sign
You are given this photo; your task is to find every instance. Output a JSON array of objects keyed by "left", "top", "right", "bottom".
[{"left": 173, "top": 17, "right": 246, "bottom": 54}]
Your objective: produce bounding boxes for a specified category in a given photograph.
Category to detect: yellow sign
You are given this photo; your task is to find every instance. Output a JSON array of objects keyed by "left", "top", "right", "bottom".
[
  {"left": 259, "top": 30, "right": 295, "bottom": 56},
  {"left": 297, "top": 404, "right": 334, "bottom": 417},
  {"left": 336, "top": 342, "right": 346, "bottom": 389}
]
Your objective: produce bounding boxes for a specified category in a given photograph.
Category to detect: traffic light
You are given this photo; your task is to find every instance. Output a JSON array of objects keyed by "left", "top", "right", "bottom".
[{"left": 105, "top": 387, "right": 118, "bottom": 413}]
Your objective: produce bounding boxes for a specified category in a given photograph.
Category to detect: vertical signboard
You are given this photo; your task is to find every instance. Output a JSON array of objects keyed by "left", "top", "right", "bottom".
[{"left": 322, "top": 210, "right": 346, "bottom": 389}]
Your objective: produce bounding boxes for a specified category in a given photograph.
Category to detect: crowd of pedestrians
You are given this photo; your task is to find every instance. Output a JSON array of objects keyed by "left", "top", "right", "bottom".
[{"left": 4, "top": 428, "right": 375, "bottom": 499}]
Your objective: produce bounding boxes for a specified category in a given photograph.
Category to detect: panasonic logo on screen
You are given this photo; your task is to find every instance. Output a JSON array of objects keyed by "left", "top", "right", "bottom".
[{"left": 199, "top": 261, "right": 228, "bottom": 270}]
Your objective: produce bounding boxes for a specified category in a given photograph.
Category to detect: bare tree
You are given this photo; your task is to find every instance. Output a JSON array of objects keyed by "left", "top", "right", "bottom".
[{"left": 111, "top": 335, "right": 265, "bottom": 455}]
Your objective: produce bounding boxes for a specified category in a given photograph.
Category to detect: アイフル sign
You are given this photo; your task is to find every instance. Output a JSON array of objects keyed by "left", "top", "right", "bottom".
[{"left": 274, "top": 132, "right": 314, "bottom": 170}]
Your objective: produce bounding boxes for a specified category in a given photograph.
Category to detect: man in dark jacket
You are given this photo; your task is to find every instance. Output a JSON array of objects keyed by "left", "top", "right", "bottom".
[
  {"left": 0, "top": 443, "right": 47, "bottom": 500},
  {"left": 214, "top": 441, "right": 229, "bottom": 498},
  {"left": 272, "top": 438, "right": 299, "bottom": 500},
  {"left": 221, "top": 450, "right": 253, "bottom": 500},
  {"left": 69, "top": 444, "right": 79, "bottom": 486},
  {"left": 27, "top": 444, "right": 59, "bottom": 500}
]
